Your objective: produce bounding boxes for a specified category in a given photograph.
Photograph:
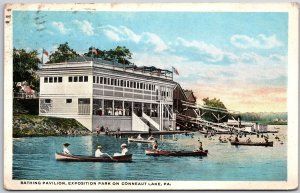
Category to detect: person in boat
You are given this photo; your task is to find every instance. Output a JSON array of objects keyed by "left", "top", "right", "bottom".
[
  {"left": 137, "top": 134, "right": 143, "bottom": 140},
  {"left": 94, "top": 146, "right": 110, "bottom": 158},
  {"left": 152, "top": 140, "right": 159, "bottom": 151},
  {"left": 63, "top": 143, "right": 71, "bottom": 155},
  {"left": 113, "top": 143, "right": 129, "bottom": 157},
  {"left": 219, "top": 136, "right": 222, "bottom": 141},
  {"left": 246, "top": 137, "right": 251, "bottom": 143},
  {"left": 264, "top": 136, "right": 269, "bottom": 143},
  {"left": 148, "top": 135, "right": 154, "bottom": 140},
  {"left": 197, "top": 141, "right": 203, "bottom": 151},
  {"left": 121, "top": 143, "right": 129, "bottom": 155},
  {"left": 235, "top": 135, "right": 239, "bottom": 142}
]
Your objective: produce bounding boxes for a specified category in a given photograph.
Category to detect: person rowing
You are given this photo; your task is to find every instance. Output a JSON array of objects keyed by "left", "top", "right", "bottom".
[
  {"left": 94, "top": 145, "right": 110, "bottom": 158},
  {"left": 194, "top": 140, "right": 204, "bottom": 152},
  {"left": 63, "top": 143, "right": 71, "bottom": 155},
  {"left": 152, "top": 140, "right": 159, "bottom": 151}
]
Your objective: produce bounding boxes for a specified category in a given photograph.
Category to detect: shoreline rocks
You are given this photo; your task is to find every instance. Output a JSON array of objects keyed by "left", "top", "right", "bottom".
[{"left": 13, "top": 114, "right": 92, "bottom": 137}]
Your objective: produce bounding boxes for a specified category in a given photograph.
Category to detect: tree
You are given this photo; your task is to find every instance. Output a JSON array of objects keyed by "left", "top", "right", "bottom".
[
  {"left": 201, "top": 97, "right": 228, "bottom": 123},
  {"left": 13, "top": 48, "right": 41, "bottom": 92},
  {"left": 84, "top": 46, "right": 132, "bottom": 65},
  {"left": 48, "top": 42, "right": 79, "bottom": 63}
]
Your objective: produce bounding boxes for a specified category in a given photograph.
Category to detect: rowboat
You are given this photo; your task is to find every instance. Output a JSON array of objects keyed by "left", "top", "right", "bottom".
[
  {"left": 145, "top": 149, "right": 208, "bottom": 156},
  {"left": 55, "top": 152, "right": 132, "bottom": 162},
  {"left": 128, "top": 138, "right": 155, "bottom": 144},
  {"left": 230, "top": 141, "right": 273, "bottom": 147}
]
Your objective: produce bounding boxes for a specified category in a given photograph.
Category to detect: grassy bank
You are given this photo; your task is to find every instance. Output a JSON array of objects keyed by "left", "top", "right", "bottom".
[{"left": 13, "top": 114, "right": 91, "bottom": 137}]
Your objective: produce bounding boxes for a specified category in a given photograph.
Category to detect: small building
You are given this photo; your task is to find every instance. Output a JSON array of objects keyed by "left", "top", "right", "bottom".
[{"left": 37, "top": 56, "right": 177, "bottom": 131}]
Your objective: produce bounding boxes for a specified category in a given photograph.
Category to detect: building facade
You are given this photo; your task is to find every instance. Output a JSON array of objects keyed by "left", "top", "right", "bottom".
[{"left": 38, "top": 57, "right": 176, "bottom": 131}]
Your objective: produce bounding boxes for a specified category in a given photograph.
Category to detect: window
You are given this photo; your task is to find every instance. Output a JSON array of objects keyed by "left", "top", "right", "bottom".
[
  {"left": 107, "top": 78, "right": 110, "bottom": 85},
  {"left": 58, "top": 77, "right": 62, "bottom": 82},
  {"left": 100, "top": 77, "right": 103, "bottom": 84},
  {"left": 97, "top": 76, "right": 99, "bottom": 84},
  {"left": 134, "top": 82, "right": 136, "bottom": 88},
  {"left": 44, "top": 77, "right": 48, "bottom": 83},
  {"left": 79, "top": 76, "right": 83, "bottom": 82},
  {"left": 130, "top": 82, "right": 133, "bottom": 88},
  {"left": 84, "top": 76, "right": 88, "bottom": 82},
  {"left": 104, "top": 77, "right": 107, "bottom": 84},
  {"left": 49, "top": 77, "right": 53, "bottom": 83},
  {"left": 93, "top": 76, "right": 95, "bottom": 83},
  {"left": 127, "top": 81, "right": 130, "bottom": 87},
  {"left": 54, "top": 77, "right": 57, "bottom": 83},
  {"left": 141, "top": 83, "right": 143, "bottom": 89},
  {"left": 137, "top": 82, "right": 139, "bottom": 89},
  {"left": 66, "top": 99, "right": 72, "bottom": 103},
  {"left": 74, "top": 77, "right": 78, "bottom": 82},
  {"left": 45, "top": 99, "right": 51, "bottom": 103},
  {"left": 69, "top": 77, "right": 73, "bottom": 82},
  {"left": 120, "top": 80, "right": 123, "bottom": 87}
]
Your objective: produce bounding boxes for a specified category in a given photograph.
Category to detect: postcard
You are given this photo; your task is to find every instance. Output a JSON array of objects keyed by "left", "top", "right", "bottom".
[{"left": 3, "top": 2, "right": 299, "bottom": 190}]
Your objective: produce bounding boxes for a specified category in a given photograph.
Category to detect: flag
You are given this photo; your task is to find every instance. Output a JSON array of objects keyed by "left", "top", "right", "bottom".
[
  {"left": 172, "top": 66, "right": 179, "bottom": 75},
  {"left": 91, "top": 48, "right": 98, "bottom": 55},
  {"left": 43, "top": 48, "right": 49, "bottom": 57}
]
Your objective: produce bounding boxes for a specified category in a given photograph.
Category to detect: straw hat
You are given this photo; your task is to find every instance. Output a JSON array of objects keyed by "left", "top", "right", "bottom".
[
  {"left": 121, "top": 143, "right": 127, "bottom": 148},
  {"left": 63, "top": 143, "right": 70, "bottom": 147},
  {"left": 97, "top": 146, "right": 102, "bottom": 149}
]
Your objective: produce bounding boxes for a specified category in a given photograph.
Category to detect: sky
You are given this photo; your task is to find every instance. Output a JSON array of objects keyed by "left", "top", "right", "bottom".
[{"left": 13, "top": 11, "right": 288, "bottom": 112}]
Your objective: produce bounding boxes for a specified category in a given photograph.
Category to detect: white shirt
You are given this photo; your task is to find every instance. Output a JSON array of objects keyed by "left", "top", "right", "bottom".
[
  {"left": 95, "top": 149, "right": 104, "bottom": 157},
  {"left": 63, "top": 147, "right": 71, "bottom": 155},
  {"left": 122, "top": 148, "right": 129, "bottom": 155}
]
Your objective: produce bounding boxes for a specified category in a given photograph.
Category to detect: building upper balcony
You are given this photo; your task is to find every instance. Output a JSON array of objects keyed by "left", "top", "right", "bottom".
[{"left": 40, "top": 56, "right": 174, "bottom": 81}]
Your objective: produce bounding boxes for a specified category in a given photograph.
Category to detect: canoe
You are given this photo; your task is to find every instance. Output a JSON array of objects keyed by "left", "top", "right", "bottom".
[
  {"left": 145, "top": 149, "right": 208, "bottom": 156},
  {"left": 128, "top": 138, "right": 155, "bottom": 144},
  {"left": 55, "top": 152, "right": 132, "bottom": 162},
  {"left": 230, "top": 141, "right": 273, "bottom": 147}
]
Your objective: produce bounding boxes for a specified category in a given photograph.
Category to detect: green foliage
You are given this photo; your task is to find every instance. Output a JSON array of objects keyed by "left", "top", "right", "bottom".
[
  {"left": 202, "top": 97, "right": 226, "bottom": 109},
  {"left": 13, "top": 99, "right": 39, "bottom": 115},
  {"left": 13, "top": 114, "right": 90, "bottom": 137},
  {"left": 48, "top": 42, "right": 79, "bottom": 63},
  {"left": 13, "top": 48, "right": 41, "bottom": 92},
  {"left": 239, "top": 112, "right": 287, "bottom": 123},
  {"left": 84, "top": 46, "right": 132, "bottom": 64},
  {"left": 201, "top": 97, "right": 228, "bottom": 123}
]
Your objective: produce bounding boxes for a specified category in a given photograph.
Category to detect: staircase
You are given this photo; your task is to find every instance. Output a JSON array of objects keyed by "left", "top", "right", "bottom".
[{"left": 140, "top": 114, "right": 160, "bottom": 131}]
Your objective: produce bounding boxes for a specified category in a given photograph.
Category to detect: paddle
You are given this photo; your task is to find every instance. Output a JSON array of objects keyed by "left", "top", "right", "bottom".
[{"left": 103, "top": 153, "right": 117, "bottom": 161}]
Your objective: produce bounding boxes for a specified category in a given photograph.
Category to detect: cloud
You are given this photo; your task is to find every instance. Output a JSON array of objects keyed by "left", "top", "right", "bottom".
[
  {"left": 73, "top": 20, "right": 94, "bottom": 36},
  {"left": 176, "top": 37, "right": 225, "bottom": 62},
  {"left": 143, "top": 32, "right": 168, "bottom": 52},
  {"left": 100, "top": 25, "right": 168, "bottom": 52},
  {"left": 52, "top": 21, "right": 70, "bottom": 34},
  {"left": 230, "top": 34, "right": 282, "bottom": 49}
]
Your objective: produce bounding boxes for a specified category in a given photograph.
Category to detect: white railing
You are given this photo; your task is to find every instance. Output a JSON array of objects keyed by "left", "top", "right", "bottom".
[
  {"left": 132, "top": 112, "right": 149, "bottom": 132},
  {"left": 142, "top": 112, "right": 159, "bottom": 130}
]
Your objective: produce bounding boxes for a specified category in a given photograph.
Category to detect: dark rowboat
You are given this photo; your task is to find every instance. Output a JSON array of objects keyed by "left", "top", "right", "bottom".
[
  {"left": 55, "top": 152, "right": 132, "bottom": 162},
  {"left": 145, "top": 149, "right": 208, "bottom": 156},
  {"left": 230, "top": 141, "right": 273, "bottom": 147}
]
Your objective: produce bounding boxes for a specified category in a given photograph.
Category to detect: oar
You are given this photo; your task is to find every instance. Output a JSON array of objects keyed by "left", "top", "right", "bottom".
[{"left": 104, "top": 153, "right": 117, "bottom": 161}]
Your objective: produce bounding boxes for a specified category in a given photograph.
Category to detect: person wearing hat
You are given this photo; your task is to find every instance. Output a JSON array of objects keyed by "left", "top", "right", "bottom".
[
  {"left": 95, "top": 145, "right": 109, "bottom": 158},
  {"left": 121, "top": 143, "right": 129, "bottom": 155},
  {"left": 63, "top": 143, "right": 71, "bottom": 155}
]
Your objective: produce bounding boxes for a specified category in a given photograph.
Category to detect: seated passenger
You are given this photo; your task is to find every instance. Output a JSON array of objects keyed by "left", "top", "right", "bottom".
[
  {"left": 148, "top": 135, "right": 154, "bottom": 140},
  {"left": 136, "top": 134, "right": 143, "bottom": 140},
  {"left": 152, "top": 140, "right": 159, "bottom": 151},
  {"left": 63, "top": 143, "right": 71, "bottom": 155},
  {"left": 114, "top": 143, "right": 129, "bottom": 156}
]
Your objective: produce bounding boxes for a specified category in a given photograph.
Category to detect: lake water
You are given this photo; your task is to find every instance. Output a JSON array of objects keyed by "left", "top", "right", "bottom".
[{"left": 13, "top": 126, "right": 287, "bottom": 181}]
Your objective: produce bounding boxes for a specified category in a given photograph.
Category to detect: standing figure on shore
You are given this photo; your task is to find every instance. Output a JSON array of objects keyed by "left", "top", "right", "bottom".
[{"left": 63, "top": 143, "right": 71, "bottom": 155}]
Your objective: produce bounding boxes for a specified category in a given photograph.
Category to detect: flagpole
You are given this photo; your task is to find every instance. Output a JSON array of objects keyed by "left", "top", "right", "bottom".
[{"left": 42, "top": 49, "right": 44, "bottom": 65}]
